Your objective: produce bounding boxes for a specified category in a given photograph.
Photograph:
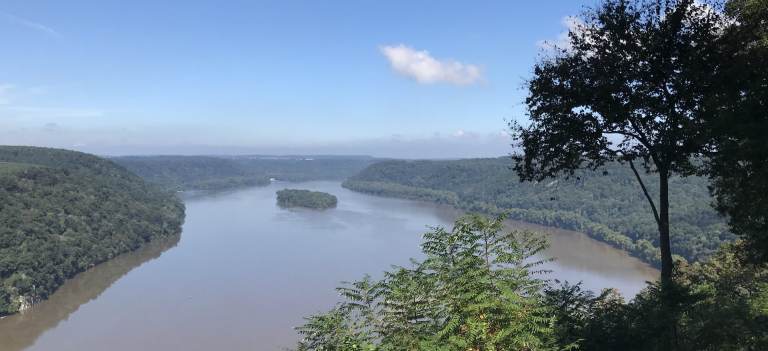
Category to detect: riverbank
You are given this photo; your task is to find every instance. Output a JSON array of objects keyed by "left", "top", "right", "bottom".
[
  {"left": 341, "top": 158, "right": 729, "bottom": 267},
  {"left": 0, "top": 146, "right": 186, "bottom": 317},
  {"left": 343, "top": 179, "right": 665, "bottom": 267},
  {"left": 0, "top": 181, "right": 659, "bottom": 351}
]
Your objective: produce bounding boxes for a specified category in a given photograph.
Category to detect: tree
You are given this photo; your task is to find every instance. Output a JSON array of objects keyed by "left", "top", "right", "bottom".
[
  {"left": 295, "top": 308, "right": 375, "bottom": 351},
  {"left": 511, "top": 0, "right": 723, "bottom": 283},
  {"left": 704, "top": 0, "right": 768, "bottom": 262},
  {"left": 419, "top": 215, "right": 554, "bottom": 350},
  {"left": 293, "top": 214, "right": 556, "bottom": 351}
]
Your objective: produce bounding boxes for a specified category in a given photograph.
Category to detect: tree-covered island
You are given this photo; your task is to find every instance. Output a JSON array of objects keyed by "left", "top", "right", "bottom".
[{"left": 276, "top": 189, "right": 338, "bottom": 209}]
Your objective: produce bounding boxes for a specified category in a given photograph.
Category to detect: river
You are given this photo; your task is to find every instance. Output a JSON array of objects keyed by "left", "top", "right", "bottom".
[{"left": 0, "top": 181, "right": 658, "bottom": 351}]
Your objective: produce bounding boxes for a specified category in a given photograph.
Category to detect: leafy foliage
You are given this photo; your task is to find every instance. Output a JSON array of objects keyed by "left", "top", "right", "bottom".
[
  {"left": 295, "top": 214, "right": 556, "bottom": 351},
  {"left": 344, "top": 158, "right": 728, "bottom": 266},
  {"left": 0, "top": 146, "right": 185, "bottom": 316},
  {"left": 295, "top": 214, "right": 768, "bottom": 350},
  {"left": 703, "top": 0, "right": 768, "bottom": 262},
  {"left": 511, "top": 0, "right": 726, "bottom": 280},
  {"left": 546, "top": 243, "right": 768, "bottom": 350},
  {"left": 277, "top": 189, "right": 338, "bottom": 209}
]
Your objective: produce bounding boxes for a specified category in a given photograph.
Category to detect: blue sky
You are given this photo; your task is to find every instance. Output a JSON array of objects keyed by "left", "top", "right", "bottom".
[{"left": 0, "top": 0, "right": 590, "bottom": 157}]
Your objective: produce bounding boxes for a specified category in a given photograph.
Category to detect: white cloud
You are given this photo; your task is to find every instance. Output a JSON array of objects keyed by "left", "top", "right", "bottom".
[
  {"left": 0, "top": 12, "right": 60, "bottom": 37},
  {"left": 379, "top": 44, "right": 482, "bottom": 86},
  {"left": 536, "top": 16, "right": 586, "bottom": 53}
]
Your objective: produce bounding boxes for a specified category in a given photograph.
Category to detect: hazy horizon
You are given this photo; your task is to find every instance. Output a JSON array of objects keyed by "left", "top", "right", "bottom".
[{"left": 1, "top": 0, "right": 583, "bottom": 158}]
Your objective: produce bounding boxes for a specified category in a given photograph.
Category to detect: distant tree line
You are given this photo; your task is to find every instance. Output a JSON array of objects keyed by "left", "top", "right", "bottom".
[
  {"left": 112, "top": 155, "right": 271, "bottom": 191},
  {"left": 113, "top": 155, "right": 378, "bottom": 192},
  {"left": 343, "top": 158, "right": 727, "bottom": 267}
]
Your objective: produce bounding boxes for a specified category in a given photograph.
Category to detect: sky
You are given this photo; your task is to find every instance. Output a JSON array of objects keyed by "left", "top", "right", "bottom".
[{"left": 0, "top": 0, "right": 592, "bottom": 158}]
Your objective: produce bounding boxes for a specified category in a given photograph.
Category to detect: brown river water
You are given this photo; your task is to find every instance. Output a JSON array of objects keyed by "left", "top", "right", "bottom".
[{"left": 0, "top": 181, "right": 657, "bottom": 351}]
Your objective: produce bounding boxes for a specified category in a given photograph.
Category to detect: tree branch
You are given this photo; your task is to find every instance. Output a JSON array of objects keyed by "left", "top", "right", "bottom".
[{"left": 629, "top": 159, "right": 661, "bottom": 227}]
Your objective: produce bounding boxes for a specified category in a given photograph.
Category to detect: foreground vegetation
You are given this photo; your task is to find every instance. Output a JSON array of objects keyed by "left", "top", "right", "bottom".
[
  {"left": 277, "top": 189, "right": 338, "bottom": 209},
  {"left": 294, "top": 214, "right": 768, "bottom": 351},
  {"left": 311, "top": 0, "right": 768, "bottom": 349},
  {"left": 0, "top": 146, "right": 185, "bottom": 316},
  {"left": 344, "top": 159, "right": 727, "bottom": 266}
]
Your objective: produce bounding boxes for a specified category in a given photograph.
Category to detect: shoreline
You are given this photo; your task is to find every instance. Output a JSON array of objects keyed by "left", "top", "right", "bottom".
[{"left": 341, "top": 180, "right": 665, "bottom": 270}]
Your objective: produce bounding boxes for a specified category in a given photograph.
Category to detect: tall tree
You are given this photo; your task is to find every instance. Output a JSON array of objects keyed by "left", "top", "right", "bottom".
[
  {"left": 705, "top": 0, "right": 768, "bottom": 262},
  {"left": 511, "top": 0, "right": 723, "bottom": 282}
]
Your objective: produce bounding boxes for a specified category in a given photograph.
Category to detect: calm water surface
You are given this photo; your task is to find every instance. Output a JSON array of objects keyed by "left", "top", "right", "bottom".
[{"left": 0, "top": 181, "right": 657, "bottom": 351}]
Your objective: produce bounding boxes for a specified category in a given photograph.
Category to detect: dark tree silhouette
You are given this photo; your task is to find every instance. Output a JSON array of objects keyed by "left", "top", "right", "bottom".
[
  {"left": 511, "top": 0, "right": 723, "bottom": 283},
  {"left": 705, "top": 0, "right": 768, "bottom": 262}
]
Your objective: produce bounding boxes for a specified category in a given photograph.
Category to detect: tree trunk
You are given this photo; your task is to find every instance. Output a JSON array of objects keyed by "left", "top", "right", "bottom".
[
  {"left": 658, "top": 169, "right": 673, "bottom": 283},
  {"left": 658, "top": 168, "right": 676, "bottom": 351}
]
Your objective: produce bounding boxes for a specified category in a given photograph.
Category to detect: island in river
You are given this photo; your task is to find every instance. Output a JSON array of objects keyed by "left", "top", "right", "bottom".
[{"left": 277, "top": 189, "right": 338, "bottom": 209}]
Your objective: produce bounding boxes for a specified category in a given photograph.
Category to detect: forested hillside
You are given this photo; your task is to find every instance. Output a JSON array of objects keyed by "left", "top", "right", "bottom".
[
  {"left": 113, "top": 155, "right": 377, "bottom": 191},
  {"left": 344, "top": 158, "right": 730, "bottom": 265},
  {"left": 112, "top": 156, "right": 271, "bottom": 191},
  {"left": 0, "top": 146, "right": 185, "bottom": 316},
  {"left": 230, "top": 155, "right": 378, "bottom": 182}
]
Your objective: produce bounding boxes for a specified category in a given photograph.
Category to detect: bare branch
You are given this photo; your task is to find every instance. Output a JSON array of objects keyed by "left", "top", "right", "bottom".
[{"left": 629, "top": 159, "right": 661, "bottom": 227}]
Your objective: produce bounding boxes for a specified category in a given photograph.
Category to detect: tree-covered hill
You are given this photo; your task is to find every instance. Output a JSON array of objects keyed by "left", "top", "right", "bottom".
[
  {"left": 343, "top": 158, "right": 731, "bottom": 265},
  {"left": 0, "top": 146, "right": 185, "bottom": 316},
  {"left": 113, "top": 155, "right": 378, "bottom": 191},
  {"left": 230, "top": 155, "right": 378, "bottom": 182},
  {"left": 111, "top": 155, "right": 271, "bottom": 191}
]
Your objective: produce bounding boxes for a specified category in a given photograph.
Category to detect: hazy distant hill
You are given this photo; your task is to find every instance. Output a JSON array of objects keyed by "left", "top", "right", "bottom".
[
  {"left": 344, "top": 157, "right": 731, "bottom": 266},
  {"left": 0, "top": 146, "right": 185, "bottom": 316},
  {"left": 113, "top": 155, "right": 379, "bottom": 191},
  {"left": 112, "top": 155, "right": 270, "bottom": 191},
  {"left": 230, "top": 155, "right": 379, "bottom": 182}
]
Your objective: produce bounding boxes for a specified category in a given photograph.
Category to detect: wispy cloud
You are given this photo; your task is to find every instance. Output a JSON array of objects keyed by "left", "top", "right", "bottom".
[
  {"left": 0, "top": 12, "right": 60, "bottom": 37},
  {"left": 536, "top": 16, "right": 585, "bottom": 53},
  {"left": 380, "top": 44, "right": 482, "bottom": 86}
]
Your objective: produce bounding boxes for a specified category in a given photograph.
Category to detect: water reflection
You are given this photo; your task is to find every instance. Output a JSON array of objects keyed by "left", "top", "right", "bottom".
[{"left": 0, "top": 235, "right": 180, "bottom": 351}]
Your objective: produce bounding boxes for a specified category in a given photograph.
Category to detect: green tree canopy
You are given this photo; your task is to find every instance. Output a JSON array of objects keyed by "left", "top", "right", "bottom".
[
  {"left": 295, "top": 214, "right": 556, "bottom": 351},
  {"left": 704, "top": 0, "right": 768, "bottom": 262},
  {"left": 511, "top": 0, "right": 724, "bottom": 282}
]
